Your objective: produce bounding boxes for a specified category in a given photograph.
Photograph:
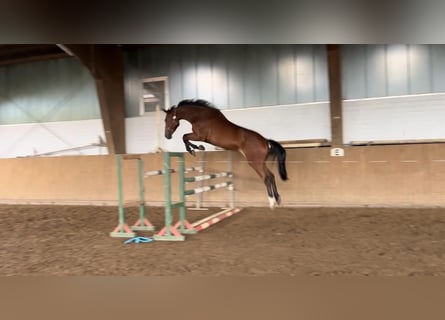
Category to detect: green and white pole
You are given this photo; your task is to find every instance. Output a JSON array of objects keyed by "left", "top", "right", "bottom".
[
  {"left": 131, "top": 157, "right": 155, "bottom": 232},
  {"left": 153, "top": 152, "right": 185, "bottom": 241},
  {"left": 110, "top": 155, "right": 136, "bottom": 238}
]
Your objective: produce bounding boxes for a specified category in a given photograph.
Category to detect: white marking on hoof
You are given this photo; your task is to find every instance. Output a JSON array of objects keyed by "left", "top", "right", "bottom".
[{"left": 268, "top": 196, "right": 276, "bottom": 209}]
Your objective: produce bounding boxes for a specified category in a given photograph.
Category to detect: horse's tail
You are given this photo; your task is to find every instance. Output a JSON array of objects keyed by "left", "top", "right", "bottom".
[{"left": 267, "top": 139, "right": 288, "bottom": 181}]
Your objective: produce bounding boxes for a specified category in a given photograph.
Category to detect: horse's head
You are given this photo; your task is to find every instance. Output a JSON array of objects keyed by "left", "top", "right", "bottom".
[{"left": 162, "top": 107, "right": 179, "bottom": 139}]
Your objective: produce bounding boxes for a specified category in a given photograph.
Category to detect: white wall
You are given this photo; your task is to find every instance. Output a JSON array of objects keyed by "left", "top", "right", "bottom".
[
  {"left": 4, "top": 92, "right": 444, "bottom": 158},
  {"left": 343, "top": 93, "right": 445, "bottom": 144},
  {"left": 0, "top": 102, "right": 331, "bottom": 157},
  {"left": 0, "top": 119, "right": 107, "bottom": 158},
  {"left": 125, "top": 102, "right": 331, "bottom": 153}
]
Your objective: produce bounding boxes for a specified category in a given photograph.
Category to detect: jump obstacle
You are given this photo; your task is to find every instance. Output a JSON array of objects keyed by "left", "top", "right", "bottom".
[
  {"left": 110, "top": 155, "right": 155, "bottom": 238},
  {"left": 110, "top": 151, "right": 242, "bottom": 241}
]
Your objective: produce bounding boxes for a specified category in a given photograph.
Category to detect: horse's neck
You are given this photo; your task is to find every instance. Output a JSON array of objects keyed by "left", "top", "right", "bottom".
[{"left": 177, "top": 106, "right": 209, "bottom": 123}]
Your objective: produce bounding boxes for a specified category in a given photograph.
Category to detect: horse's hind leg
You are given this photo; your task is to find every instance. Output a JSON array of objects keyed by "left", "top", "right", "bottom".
[
  {"left": 247, "top": 160, "right": 280, "bottom": 209},
  {"left": 264, "top": 167, "right": 281, "bottom": 208}
]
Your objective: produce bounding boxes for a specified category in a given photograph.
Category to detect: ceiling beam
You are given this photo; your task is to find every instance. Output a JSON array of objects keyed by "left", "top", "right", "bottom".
[
  {"left": 62, "top": 44, "right": 126, "bottom": 154},
  {"left": 0, "top": 44, "right": 69, "bottom": 67},
  {"left": 0, "top": 53, "right": 69, "bottom": 67}
]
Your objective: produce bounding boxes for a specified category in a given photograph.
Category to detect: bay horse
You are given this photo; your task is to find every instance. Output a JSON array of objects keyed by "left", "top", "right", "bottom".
[{"left": 163, "top": 99, "right": 288, "bottom": 208}]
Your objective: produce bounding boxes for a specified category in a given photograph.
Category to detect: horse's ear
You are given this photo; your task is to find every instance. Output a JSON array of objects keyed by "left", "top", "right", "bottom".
[{"left": 162, "top": 105, "right": 177, "bottom": 113}]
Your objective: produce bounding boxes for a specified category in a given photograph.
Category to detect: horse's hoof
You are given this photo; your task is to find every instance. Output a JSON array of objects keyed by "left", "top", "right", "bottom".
[
  {"left": 268, "top": 197, "right": 276, "bottom": 209},
  {"left": 198, "top": 145, "right": 205, "bottom": 150},
  {"left": 189, "top": 150, "right": 196, "bottom": 156}
]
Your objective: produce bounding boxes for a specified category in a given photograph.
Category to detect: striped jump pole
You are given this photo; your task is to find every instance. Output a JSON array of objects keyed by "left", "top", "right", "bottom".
[
  {"left": 144, "top": 166, "right": 202, "bottom": 177},
  {"left": 184, "top": 181, "right": 233, "bottom": 196},
  {"left": 176, "top": 152, "right": 241, "bottom": 235},
  {"left": 175, "top": 180, "right": 234, "bottom": 234},
  {"left": 184, "top": 171, "right": 232, "bottom": 183},
  {"left": 184, "top": 207, "right": 243, "bottom": 232},
  {"left": 153, "top": 151, "right": 243, "bottom": 241}
]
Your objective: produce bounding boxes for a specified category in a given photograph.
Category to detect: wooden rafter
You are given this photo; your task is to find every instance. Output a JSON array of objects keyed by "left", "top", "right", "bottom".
[
  {"left": 60, "top": 44, "right": 126, "bottom": 154},
  {"left": 327, "top": 44, "right": 343, "bottom": 147}
]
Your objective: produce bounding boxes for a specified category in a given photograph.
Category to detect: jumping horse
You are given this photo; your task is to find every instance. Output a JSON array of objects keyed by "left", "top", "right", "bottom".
[{"left": 163, "top": 99, "right": 288, "bottom": 208}]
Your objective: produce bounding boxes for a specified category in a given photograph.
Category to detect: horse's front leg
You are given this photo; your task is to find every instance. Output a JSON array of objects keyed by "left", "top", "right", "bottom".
[{"left": 182, "top": 133, "right": 206, "bottom": 156}]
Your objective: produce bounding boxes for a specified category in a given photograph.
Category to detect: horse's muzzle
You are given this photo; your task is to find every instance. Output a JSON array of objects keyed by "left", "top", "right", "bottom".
[{"left": 165, "top": 132, "right": 172, "bottom": 139}]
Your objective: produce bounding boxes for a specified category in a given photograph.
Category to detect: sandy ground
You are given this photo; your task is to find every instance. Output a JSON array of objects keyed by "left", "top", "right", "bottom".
[{"left": 0, "top": 205, "right": 444, "bottom": 276}]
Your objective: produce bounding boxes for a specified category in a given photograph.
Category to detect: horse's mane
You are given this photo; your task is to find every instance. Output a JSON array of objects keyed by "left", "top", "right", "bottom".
[{"left": 177, "top": 99, "right": 219, "bottom": 110}]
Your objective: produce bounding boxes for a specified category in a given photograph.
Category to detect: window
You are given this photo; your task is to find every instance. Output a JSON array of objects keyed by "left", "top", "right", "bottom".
[{"left": 140, "top": 76, "right": 169, "bottom": 115}]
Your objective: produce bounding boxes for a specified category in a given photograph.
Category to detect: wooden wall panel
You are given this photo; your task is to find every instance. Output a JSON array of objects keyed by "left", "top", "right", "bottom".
[{"left": 1, "top": 144, "right": 445, "bottom": 208}]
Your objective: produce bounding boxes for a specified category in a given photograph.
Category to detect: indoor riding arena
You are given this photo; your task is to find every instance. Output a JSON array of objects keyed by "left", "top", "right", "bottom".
[{"left": 1, "top": 44, "right": 444, "bottom": 276}]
